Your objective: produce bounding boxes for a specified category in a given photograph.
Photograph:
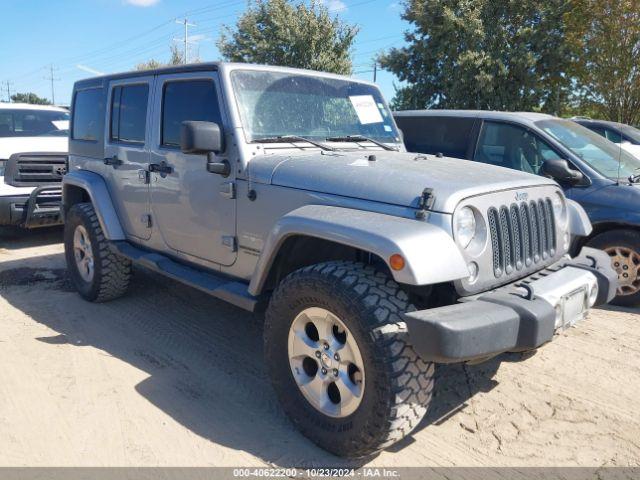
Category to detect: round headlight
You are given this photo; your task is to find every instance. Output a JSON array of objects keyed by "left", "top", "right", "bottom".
[
  {"left": 552, "top": 191, "right": 568, "bottom": 227},
  {"left": 455, "top": 207, "right": 477, "bottom": 249}
]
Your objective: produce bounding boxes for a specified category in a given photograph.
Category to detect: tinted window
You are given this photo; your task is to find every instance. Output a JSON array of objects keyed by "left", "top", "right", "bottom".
[
  {"left": 474, "top": 122, "right": 558, "bottom": 174},
  {"left": 0, "top": 109, "right": 69, "bottom": 138},
  {"left": 110, "top": 84, "right": 148, "bottom": 143},
  {"left": 72, "top": 88, "right": 103, "bottom": 141},
  {"left": 604, "top": 128, "right": 622, "bottom": 143},
  {"left": 162, "top": 80, "right": 221, "bottom": 147},
  {"left": 394, "top": 116, "right": 475, "bottom": 159},
  {"left": 586, "top": 126, "right": 607, "bottom": 138}
]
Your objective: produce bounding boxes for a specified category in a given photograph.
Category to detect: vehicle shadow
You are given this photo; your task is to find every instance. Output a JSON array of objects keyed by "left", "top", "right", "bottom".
[
  {"left": 0, "top": 225, "right": 63, "bottom": 250},
  {"left": 0, "top": 253, "right": 504, "bottom": 466}
]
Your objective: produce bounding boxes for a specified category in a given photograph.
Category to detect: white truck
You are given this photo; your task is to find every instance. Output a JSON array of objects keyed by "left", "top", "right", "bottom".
[{"left": 0, "top": 103, "right": 69, "bottom": 229}]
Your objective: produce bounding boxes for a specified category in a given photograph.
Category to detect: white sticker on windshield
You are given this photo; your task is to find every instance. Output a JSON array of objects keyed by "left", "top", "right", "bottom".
[
  {"left": 52, "top": 120, "right": 69, "bottom": 130},
  {"left": 349, "top": 95, "right": 383, "bottom": 124}
]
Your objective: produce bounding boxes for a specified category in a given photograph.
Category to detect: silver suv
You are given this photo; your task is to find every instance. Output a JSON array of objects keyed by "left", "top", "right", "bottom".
[{"left": 62, "top": 63, "right": 617, "bottom": 457}]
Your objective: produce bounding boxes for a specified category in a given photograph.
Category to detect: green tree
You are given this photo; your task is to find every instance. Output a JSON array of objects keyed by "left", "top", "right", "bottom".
[
  {"left": 379, "top": 0, "right": 572, "bottom": 113},
  {"left": 136, "top": 45, "right": 188, "bottom": 71},
  {"left": 566, "top": 0, "right": 640, "bottom": 124},
  {"left": 218, "top": 0, "right": 358, "bottom": 75},
  {"left": 10, "top": 92, "right": 52, "bottom": 105}
]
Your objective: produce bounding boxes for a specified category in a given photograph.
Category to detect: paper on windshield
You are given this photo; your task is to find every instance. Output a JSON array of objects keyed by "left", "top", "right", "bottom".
[
  {"left": 52, "top": 120, "right": 69, "bottom": 130},
  {"left": 349, "top": 95, "right": 383, "bottom": 124}
]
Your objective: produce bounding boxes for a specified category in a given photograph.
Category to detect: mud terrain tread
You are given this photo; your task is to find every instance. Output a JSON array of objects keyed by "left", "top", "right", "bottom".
[
  {"left": 265, "top": 260, "right": 434, "bottom": 457},
  {"left": 67, "top": 203, "right": 131, "bottom": 302}
]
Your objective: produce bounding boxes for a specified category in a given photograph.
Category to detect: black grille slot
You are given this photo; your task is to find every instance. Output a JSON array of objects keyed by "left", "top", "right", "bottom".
[
  {"left": 5, "top": 153, "right": 68, "bottom": 187},
  {"left": 488, "top": 197, "right": 557, "bottom": 278}
]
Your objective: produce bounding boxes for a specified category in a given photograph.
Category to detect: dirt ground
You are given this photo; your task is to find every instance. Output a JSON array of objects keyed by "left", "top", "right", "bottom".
[{"left": 1, "top": 227, "right": 639, "bottom": 468}]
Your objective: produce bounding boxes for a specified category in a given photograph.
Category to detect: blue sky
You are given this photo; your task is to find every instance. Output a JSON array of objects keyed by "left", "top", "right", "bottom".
[{"left": 0, "top": 0, "right": 408, "bottom": 106}]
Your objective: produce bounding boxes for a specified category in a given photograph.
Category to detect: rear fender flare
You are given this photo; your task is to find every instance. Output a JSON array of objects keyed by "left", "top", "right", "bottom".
[{"left": 62, "top": 170, "right": 125, "bottom": 240}]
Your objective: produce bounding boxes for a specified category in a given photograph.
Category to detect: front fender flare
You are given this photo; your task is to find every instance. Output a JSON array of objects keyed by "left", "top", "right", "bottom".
[
  {"left": 62, "top": 170, "right": 125, "bottom": 240},
  {"left": 248, "top": 205, "right": 469, "bottom": 296}
]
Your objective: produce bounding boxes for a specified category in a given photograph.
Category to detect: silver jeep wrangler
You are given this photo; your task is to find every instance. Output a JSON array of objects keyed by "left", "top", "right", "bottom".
[{"left": 62, "top": 63, "right": 617, "bottom": 457}]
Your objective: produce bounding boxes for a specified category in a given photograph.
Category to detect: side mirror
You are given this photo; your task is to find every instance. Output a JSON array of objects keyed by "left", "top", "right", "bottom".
[
  {"left": 180, "top": 121, "right": 230, "bottom": 177},
  {"left": 541, "top": 159, "right": 584, "bottom": 185},
  {"left": 180, "top": 121, "right": 224, "bottom": 155}
]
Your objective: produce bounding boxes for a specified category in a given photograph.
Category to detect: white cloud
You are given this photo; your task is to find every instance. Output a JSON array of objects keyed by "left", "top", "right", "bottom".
[
  {"left": 124, "top": 0, "right": 160, "bottom": 7},
  {"left": 322, "top": 0, "right": 347, "bottom": 12}
]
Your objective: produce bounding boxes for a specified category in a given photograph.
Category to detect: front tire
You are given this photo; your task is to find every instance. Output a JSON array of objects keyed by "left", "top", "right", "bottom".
[
  {"left": 586, "top": 229, "right": 640, "bottom": 307},
  {"left": 264, "top": 261, "right": 434, "bottom": 457},
  {"left": 64, "top": 203, "right": 131, "bottom": 302}
]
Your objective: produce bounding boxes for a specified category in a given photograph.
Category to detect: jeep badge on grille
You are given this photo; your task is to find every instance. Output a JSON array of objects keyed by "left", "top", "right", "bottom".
[{"left": 515, "top": 191, "right": 529, "bottom": 201}]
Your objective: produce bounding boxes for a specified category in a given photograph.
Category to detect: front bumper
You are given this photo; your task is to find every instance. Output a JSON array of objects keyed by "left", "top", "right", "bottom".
[
  {"left": 0, "top": 186, "right": 63, "bottom": 228},
  {"left": 403, "top": 247, "right": 617, "bottom": 363}
]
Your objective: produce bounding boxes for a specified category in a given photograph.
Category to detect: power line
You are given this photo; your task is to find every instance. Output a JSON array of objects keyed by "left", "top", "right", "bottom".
[
  {"left": 44, "top": 65, "right": 60, "bottom": 105},
  {"left": 3, "top": 81, "right": 13, "bottom": 102},
  {"left": 174, "top": 18, "right": 197, "bottom": 64}
]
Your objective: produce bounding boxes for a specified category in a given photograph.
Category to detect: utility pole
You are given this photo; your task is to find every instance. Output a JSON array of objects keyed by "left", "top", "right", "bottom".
[
  {"left": 373, "top": 62, "right": 377, "bottom": 83},
  {"left": 4, "top": 81, "right": 13, "bottom": 103},
  {"left": 175, "top": 18, "right": 196, "bottom": 64},
  {"left": 44, "top": 64, "right": 60, "bottom": 105}
]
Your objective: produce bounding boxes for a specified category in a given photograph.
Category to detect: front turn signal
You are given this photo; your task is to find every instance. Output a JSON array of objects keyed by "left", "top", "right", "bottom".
[{"left": 389, "top": 254, "right": 405, "bottom": 271}]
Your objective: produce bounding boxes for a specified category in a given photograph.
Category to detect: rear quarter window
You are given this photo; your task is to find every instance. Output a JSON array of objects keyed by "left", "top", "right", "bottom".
[
  {"left": 395, "top": 115, "right": 475, "bottom": 159},
  {"left": 72, "top": 88, "right": 103, "bottom": 142}
]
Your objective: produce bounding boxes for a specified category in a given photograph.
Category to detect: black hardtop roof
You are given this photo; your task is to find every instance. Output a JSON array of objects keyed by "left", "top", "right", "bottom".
[{"left": 73, "top": 62, "right": 221, "bottom": 90}]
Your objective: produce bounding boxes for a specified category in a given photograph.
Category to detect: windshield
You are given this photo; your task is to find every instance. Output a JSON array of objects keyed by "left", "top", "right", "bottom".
[
  {"left": 0, "top": 109, "right": 70, "bottom": 137},
  {"left": 536, "top": 119, "right": 640, "bottom": 179},
  {"left": 231, "top": 70, "right": 400, "bottom": 144}
]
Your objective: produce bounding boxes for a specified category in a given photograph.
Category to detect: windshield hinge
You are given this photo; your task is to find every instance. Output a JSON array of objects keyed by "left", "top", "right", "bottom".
[
  {"left": 222, "top": 235, "right": 237, "bottom": 252},
  {"left": 415, "top": 188, "right": 435, "bottom": 220}
]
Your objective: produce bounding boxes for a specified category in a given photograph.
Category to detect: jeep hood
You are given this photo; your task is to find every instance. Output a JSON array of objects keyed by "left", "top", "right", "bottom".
[
  {"left": 249, "top": 150, "right": 557, "bottom": 213},
  {"left": 0, "top": 136, "right": 68, "bottom": 160}
]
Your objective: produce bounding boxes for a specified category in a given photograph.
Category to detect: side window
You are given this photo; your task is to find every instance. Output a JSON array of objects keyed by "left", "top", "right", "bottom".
[
  {"left": 588, "top": 126, "right": 607, "bottom": 138},
  {"left": 604, "top": 128, "right": 622, "bottom": 143},
  {"left": 161, "top": 79, "right": 222, "bottom": 147},
  {"left": 72, "top": 88, "right": 103, "bottom": 141},
  {"left": 395, "top": 116, "right": 475, "bottom": 158},
  {"left": 474, "top": 122, "right": 558, "bottom": 175},
  {"left": 110, "top": 84, "right": 149, "bottom": 144}
]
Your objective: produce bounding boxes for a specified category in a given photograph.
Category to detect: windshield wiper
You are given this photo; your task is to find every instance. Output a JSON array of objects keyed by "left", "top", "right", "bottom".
[
  {"left": 254, "top": 135, "right": 335, "bottom": 151},
  {"left": 325, "top": 135, "right": 399, "bottom": 151}
]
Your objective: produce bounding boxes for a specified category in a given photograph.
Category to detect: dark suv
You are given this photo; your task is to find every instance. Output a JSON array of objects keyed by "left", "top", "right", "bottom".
[{"left": 394, "top": 110, "right": 640, "bottom": 307}]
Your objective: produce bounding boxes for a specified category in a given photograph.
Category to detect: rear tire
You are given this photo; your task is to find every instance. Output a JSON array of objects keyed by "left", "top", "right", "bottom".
[
  {"left": 64, "top": 202, "right": 131, "bottom": 302},
  {"left": 264, "top": 261, "right": 434, "bottom": 457},
  {"left": 586, "top": 229, "right": 640, "bottom": 307}
]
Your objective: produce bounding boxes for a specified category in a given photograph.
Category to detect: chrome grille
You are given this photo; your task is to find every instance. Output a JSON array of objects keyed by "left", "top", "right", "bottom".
[{"left": 488, "top": 199, "right": 557, "bottom": 278}]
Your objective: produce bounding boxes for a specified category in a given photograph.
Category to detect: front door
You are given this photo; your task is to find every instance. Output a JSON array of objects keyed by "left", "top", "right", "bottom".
[
  {"left": 473, "top": 121, "right": 560, "bottom": 175},
  {"left": 149, "top": 72, "right": 237, "bottom": 266},
  {"left": 103, "top": 77, "right": 153, "bottom": 240}
]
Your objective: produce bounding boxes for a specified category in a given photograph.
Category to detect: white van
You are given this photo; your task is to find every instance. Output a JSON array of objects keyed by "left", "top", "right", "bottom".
[{"left": 0, "top": 103, "right": 69, "bottom": 228}]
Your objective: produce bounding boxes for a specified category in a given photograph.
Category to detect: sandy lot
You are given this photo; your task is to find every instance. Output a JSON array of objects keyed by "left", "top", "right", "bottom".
[{"left": 1, "top": 227, "right": 639, "bottom": 468}]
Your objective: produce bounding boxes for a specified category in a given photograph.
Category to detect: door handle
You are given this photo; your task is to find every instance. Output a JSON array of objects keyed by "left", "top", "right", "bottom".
[
  {"left": 148, "top": 161, "right": 173, "bottom": 176},
  {"left": 104, "top": 155, "right": 123, "bottom": 167}
]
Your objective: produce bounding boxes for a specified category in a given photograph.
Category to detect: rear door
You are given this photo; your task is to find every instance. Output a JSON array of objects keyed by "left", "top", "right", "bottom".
[
  {"left": 148, "top": 72, "right": 237, "bottom": 266},
  {"left": 103, "top": 77, "right": 153, "bottom": 240}
]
